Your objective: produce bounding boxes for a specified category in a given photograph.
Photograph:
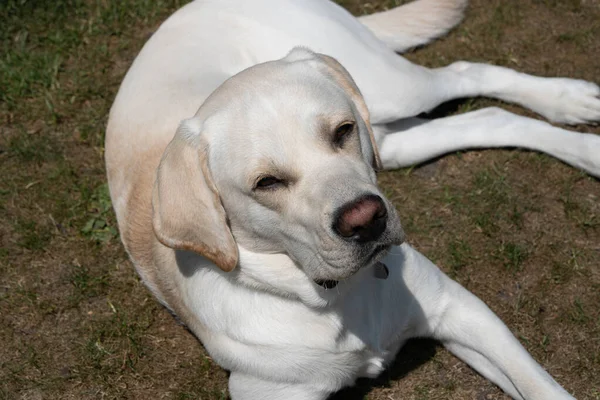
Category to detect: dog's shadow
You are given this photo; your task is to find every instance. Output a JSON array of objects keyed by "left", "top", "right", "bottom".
[{"left": 328, "top": 338, "right": 439, "bottom": 400}]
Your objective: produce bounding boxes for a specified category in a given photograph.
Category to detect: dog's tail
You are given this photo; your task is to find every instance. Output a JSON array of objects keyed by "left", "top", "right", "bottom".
[{"left": 358, "top": 0, "right": 468, "bottom": 52}]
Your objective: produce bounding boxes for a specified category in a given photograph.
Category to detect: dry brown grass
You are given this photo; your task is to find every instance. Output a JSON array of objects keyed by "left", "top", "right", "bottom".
[{"left": 1, "top": 0, "right": 599, "bottom": 399}]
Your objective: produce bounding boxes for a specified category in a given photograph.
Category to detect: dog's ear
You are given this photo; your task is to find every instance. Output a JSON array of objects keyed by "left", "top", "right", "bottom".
[
  {"left": 296, "top": 49, "right": 382, "bottom": 170},
  {"left": 152, "top": 119, "right": 238, "bottom": 272}
]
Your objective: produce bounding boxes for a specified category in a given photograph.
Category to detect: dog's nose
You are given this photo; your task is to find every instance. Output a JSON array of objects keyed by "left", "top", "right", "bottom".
[{"left": 334, "top": 195, "right": 387, "bottom": 242}]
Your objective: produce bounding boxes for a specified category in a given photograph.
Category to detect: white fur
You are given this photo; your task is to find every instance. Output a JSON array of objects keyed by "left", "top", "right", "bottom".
[
  {"left": 358, "top": 0, "right": 469, "bottom": 51},
  {"left": 106, "top": 0, "right": 600, "bottom": 398}
]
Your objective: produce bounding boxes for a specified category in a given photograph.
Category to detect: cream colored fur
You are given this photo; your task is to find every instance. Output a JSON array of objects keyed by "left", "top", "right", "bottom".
[
  {"left": 106, "top": 0, "right": 599, "bottom": 398},
  {"left": 359, "top": 0, "right": 469, "bottom": 51}
]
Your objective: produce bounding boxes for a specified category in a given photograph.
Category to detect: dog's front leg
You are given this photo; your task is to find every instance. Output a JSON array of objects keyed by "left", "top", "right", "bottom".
[
  {"left": 228, "top": 372, "right": 330, "bottom": 400},
  {"left": 396, "top": 245, "right": 575, "bottom": 400},
  {"left": 433, "top": 281, "right": 575, "bottom": 400}
]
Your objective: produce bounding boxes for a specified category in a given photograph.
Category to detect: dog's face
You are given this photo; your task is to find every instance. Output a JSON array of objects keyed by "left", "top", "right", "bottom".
[{"left": 152, "top": 48, "right": 404, "bottom": 287}]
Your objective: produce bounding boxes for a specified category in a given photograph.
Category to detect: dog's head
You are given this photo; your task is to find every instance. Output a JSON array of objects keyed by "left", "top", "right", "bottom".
[{"left": 152, "top": 48, "right": 404, "bottom": 297}]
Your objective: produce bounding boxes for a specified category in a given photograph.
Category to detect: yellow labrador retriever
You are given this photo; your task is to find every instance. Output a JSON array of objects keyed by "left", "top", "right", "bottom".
[{"left": 106, "top": 0, "right": 600, "bottom": 398}]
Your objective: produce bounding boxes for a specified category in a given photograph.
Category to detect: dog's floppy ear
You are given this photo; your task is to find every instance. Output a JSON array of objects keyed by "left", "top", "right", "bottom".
[
  {"left": 294, "top": 49, "right": 382, "bottom": 170},
  {"left": 152, "top": 118, "right": 238, "bottom": 272}
]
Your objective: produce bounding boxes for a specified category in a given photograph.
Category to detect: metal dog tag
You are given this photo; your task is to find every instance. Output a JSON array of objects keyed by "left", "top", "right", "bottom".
[{"left": 374, "top": 262, "right": 389, "bottom": 280}]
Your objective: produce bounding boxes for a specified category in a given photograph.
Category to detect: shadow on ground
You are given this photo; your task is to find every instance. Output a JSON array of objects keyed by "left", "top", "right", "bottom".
[{"left": 330, "top": 339, "right": 439, "bottom": 399}]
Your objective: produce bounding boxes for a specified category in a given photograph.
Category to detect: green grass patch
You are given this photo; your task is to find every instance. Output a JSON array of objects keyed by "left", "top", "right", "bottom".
[
  {"left": 498, "top": 241, "right": 528, "bottom": 273},
  {"left": 81, "top": 183, "right": 118, "bottom": 243}
]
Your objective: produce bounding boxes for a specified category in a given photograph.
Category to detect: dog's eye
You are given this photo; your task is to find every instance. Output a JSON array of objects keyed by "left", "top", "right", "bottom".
[
  {"left": 334, "top": 122, "right": 355, "bottom": 145},
  {"left": 255, "top": 176, "right": 284, "bottom": 190}
]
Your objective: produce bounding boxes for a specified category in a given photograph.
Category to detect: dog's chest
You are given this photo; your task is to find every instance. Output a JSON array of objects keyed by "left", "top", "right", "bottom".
[{"left": 184, "top": 261, "right": 415, "bottom": 384}]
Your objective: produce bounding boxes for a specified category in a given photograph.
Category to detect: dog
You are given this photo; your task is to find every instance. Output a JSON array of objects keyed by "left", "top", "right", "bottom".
[{"left": 105, "top": 0, "right": 600, "bottom": 398}]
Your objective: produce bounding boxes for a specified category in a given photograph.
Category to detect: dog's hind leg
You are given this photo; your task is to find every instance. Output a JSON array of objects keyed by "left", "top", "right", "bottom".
[
  {"left": 228, "top": 373, "right": 329, "bottom": 400},
  {"left": 431, "top": 61, "right": 600, "bottom": 125},
  {"left": 356, "top": 58, "right": 599, "bottom": 126},
  {"left": 375, "top": 107, "right": 600, "bottom": 177}
]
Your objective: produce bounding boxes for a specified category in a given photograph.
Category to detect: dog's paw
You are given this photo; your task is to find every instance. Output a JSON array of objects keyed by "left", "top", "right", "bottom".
[
  {"left": 527, "top": 78, "right": 600, "bottom": 125},
  {"left": 580, "top": 132, "right": 600, "bottom": 178}
]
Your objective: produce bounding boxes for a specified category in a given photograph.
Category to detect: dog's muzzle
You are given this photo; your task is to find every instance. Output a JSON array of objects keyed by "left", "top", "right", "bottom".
[{"left": 333, "top": 194, "right": 387, "bottom": 243}]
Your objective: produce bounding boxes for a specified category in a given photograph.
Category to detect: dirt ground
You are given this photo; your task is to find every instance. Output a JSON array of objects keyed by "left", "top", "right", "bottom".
[{"left": 1, "top": 0, "right": 599, "bottom": 399}]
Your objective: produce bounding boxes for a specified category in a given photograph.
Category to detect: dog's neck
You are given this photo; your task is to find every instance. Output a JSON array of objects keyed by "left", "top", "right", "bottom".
[{"left": 233, "top": 246, "right": 359, "bottom": 309}]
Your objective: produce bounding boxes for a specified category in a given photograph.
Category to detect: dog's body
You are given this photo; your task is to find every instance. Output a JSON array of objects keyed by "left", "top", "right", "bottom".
[{"left": 105, "top": 1, "right": 600, "bottom": 398}]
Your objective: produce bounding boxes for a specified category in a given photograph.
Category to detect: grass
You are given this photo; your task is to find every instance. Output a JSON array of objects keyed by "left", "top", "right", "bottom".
[
  {"left": 81, "top": 183, "right": 118, "bottom": 243},
  {"left": 447, "top": 239, "right": 472, "bottom": 278},
  {"left": 1, "top": 0, "right": 599, "bottom": 399}
]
